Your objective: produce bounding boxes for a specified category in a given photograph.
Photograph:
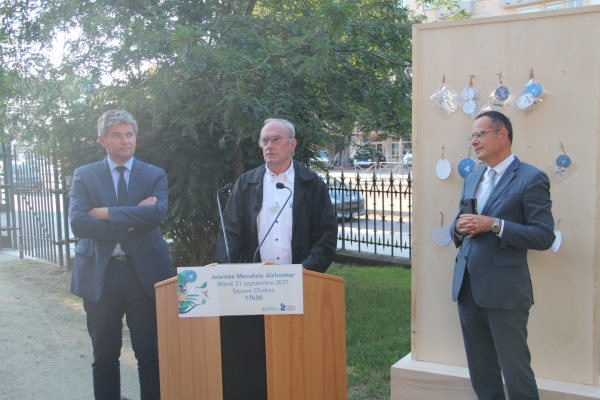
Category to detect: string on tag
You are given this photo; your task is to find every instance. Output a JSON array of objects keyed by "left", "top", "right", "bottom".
[
  {"left": 559, "top": 141, "right": 567, "bottom": 156},
  {"left": 468, "top": 74, "right": 476, "bottom": 87}
]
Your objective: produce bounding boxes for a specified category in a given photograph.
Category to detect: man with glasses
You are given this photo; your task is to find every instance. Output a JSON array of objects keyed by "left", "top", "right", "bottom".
[
  {"left": 216, "top": 118, "right": 337, "bottom": 273},
  {"left": 450, "top": 111, "right": 554, "bottom": 400}
]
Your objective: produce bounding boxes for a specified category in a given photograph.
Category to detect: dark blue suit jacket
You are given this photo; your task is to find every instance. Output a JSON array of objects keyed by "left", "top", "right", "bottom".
[
  {"left": 451, "top": 157, "right": 555, "bottom": 309},
  {"left": 69, "top": 158, "right": 174, "bottom": 303}
]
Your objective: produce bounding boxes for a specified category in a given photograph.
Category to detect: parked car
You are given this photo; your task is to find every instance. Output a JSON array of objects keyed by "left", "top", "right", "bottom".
[
  {"left": 316, "top": 150, "right": 333, "bottom": 169},
  {"left": 352, "top": 149, "right": 386, "bottom": 168},
  {"left": 328, "top": 178, "right": 365, "bottom": 219},
  {"left": 403, "top": 149, "right": 412, "bottom": 167}
]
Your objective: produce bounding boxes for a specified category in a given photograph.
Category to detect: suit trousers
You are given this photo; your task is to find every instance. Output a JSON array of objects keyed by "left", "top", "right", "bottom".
[
  {"left": 457, "top": 269, "right": 539, "bottom": 400},
  {"left": 83, "top": 258, "right": 160, "bottom": 400}
]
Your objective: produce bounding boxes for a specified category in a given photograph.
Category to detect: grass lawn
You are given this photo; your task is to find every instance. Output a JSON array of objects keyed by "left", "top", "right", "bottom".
[{"left": 328, "top": 265, "right": 412, "bottom": 400}]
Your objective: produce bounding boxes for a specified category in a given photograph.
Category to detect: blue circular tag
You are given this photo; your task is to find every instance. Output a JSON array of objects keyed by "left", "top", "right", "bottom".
[
  {"left": 556, "top": 154, "right": 571, "bottom": 168},
  {"left": 494, "top": 86, "right": 509, "bottom": 101},
  {"left": 524, "top": 82, "right": 542, "bottom": 97},
  {"left": 458, "top": 158, "right": 476, "bottom": 178}
]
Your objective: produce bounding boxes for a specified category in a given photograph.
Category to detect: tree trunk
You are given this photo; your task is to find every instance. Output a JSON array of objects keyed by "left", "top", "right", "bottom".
[{"left": 232, "top": 142, "right": 245, "bottom": 181}]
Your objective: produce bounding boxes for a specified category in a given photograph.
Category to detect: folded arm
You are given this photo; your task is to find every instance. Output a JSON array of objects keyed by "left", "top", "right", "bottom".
[{"left": 70, "top": 168, "right": 168, "bottom": 240}]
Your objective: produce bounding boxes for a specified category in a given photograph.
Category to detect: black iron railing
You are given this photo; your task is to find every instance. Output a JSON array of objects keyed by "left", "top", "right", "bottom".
[
  {"left": 9, "top": 150, "right": 72, "bottom": 268},
  {"left": 323, "top": 171, "right": 412, "bottom": 259}
]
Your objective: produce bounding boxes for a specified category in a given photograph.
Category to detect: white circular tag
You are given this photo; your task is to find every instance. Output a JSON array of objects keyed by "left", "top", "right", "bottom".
[
  {"left": 552, "top": 230, "right": 562, "bottom": 252},
  {"left": 517, "top": 93, "right": 535, "bottom": 110},
  {"left": 432, "top": 225, "right": 452, "bottom": 246},
  {"left": 462, "top": 100, "right": 477, "bottom": 115},
  {"left": 436, "top": 159, "right": 451, "bottom": 179},
  {"left": 460, "top": 87, "right": 477, "bottom": 101},
  {"left": 553, "top": 166, "right": 569, "bottom": 181}
]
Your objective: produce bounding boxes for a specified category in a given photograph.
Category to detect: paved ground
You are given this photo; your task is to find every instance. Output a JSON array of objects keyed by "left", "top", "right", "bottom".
[{"left": 0, "top": 251, "right": 140, "bottom": 400}]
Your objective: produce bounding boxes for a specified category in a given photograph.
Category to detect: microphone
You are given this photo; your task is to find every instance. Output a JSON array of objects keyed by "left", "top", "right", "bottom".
[
  {"left": 253, "top": 183, "right": 293, "bottom": 263},
  {"left": 217, "top": 183, "right": 234, "bottom": 263}
]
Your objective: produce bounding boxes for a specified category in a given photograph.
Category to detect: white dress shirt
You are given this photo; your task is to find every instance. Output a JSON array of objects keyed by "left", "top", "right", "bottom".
[
  {"left": 257, "top": 163, "right": 295, "bottom": 264},
  {"left": 107, "top": 157, "right": 134, "bottom": 255}
]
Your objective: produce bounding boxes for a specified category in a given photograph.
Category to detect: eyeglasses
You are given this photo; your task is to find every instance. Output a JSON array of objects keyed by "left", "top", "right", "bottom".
[
  {"left": 258, "top": 136, "right": 291, "bottom": 147},
  {"left": 469, "top": 129, "right": 500, "bottom": 141}
]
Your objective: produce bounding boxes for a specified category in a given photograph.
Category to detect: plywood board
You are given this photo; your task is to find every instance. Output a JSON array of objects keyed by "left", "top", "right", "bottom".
[{"left": 410, "top": 6, "right": 600, "bottom": 386}]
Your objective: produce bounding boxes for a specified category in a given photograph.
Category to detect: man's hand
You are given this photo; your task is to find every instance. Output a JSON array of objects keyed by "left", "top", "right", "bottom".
[
  {"left": 89, "top": 207, "right": 109, "bottom": 220},
  {"left": 456, "top": 214, "right": 495, "bottom": 239},
  {"left": 128, "top": 197, "right": 158, "bottom": 231},
  {"left": 138, "top": 197, "right": 157, "bottom": 206}
]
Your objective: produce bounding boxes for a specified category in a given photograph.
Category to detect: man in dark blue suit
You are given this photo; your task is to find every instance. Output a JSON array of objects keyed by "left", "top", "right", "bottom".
[
  {"left": 451, "top": 111, "right": 555, "bottom": 400},
  {"left": 70, "top": 110, "right": 174, "bottom": 400}
]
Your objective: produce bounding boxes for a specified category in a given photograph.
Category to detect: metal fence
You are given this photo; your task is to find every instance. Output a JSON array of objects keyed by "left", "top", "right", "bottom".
[
  {"left": 0, "top": 148, "right": 413, "bottom": 266},
  {"left": 0, "top": 146, "right": 72, "bottom": 268},
  {"left": 323, "top": 170, "right": 412, "bottom": 259}
]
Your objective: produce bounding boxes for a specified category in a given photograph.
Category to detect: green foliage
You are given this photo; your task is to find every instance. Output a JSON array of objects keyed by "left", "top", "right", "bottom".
[
  {"left": 328, "top": 265, "right": 412, "bottom": 399},
  {"left": 416, "top": 0, "right": 471, "bottom": 20},
  {"left": 3, "top": 0, "right": 417, "bottom": 264}
]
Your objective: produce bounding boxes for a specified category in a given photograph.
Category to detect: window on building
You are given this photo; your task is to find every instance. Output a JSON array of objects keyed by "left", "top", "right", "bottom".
[
  {"left": 516, "top": 5, "right": 541, "bottom": 12},
  {"left": 545, "top": 1, "right": 563, "bottom": 9},
  {"left": 477, "top": 12, "right": 492, "bottom": 16},
  {"left": 566, "top": 0, "right": 583, "bottom": 7},
  {"left": 589, "top": 0, "right": 600, "bottom": 5}
]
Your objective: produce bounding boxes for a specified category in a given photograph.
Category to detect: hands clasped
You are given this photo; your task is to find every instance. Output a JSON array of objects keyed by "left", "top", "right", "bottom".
[{"left": 456, "top": 214, "right": 495, "bottom": 239}]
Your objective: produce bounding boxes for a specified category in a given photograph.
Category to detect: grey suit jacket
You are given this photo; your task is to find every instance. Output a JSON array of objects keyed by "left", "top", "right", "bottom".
[{"left": 450, "top": 157, "right": 554, "bottom": 309}]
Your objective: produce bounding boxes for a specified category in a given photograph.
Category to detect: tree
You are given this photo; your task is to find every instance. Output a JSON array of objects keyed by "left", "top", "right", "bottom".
[
  {"left": 415, "top": 0, "right": 471, "bottom": 20},
  {"left": 3, "top": 0, "right": 417, "bottom": 265}
]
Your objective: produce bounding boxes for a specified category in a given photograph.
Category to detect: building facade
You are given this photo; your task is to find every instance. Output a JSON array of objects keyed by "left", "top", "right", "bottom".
[{"left": 405, "top": 0, "right": 599, "bottom": 20}]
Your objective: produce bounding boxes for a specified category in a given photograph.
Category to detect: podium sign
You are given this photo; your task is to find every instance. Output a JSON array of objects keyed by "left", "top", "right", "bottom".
[{"left": 177, "top": 264, "right": 303, "bottom": 317}]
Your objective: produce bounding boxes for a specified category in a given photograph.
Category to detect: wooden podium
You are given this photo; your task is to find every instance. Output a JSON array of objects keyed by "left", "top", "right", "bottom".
[{"left": 155, "top": 268, "right": 347, "bottom": 400}]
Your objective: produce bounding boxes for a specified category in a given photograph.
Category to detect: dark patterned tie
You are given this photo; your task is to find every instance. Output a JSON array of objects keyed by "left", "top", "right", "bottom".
[
  {"left": 116, "top": 166, "right": 129, "bottom": 253},
  {"left": 116, "top": 166, "right": 128, "bottom": 206}
]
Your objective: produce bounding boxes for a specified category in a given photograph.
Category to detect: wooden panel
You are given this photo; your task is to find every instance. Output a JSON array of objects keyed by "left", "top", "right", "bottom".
[
  {"left": 410, "top": 6, "right": 600, "bottom": 386},
  {"left": 392, "top": 354, "right": 600, "bottom": 400},
  {"left": 155, "top": 277, "right": 223, "bottom": 399},
  {"left": 264, "top": 270, "right": 347, "bottom": 399}
]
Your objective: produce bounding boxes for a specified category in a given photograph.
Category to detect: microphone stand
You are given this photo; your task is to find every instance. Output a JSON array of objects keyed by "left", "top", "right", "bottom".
[
  {"left": 217, "top": 183, "right": 234, "bottom": 263},
  {"left": 253, "top": 183, "right": 293, "bottom": 263}
]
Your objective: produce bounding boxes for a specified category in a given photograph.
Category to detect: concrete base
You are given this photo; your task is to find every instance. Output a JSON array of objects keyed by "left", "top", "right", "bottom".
[
  {"left": 391, "top": 354, "right": 600, "bottom": 400},
  {"left": 333, "top": 249, "right": 411, "bottom": 268}
]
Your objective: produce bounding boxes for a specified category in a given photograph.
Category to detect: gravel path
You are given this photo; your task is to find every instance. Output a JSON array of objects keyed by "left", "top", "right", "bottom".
[{"left": 0, "top": 252, "right": 140, "bottom": 400}]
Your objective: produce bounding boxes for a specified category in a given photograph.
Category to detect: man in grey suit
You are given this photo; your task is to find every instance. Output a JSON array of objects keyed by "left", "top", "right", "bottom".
[
  {"left": 451, "top": 111, "right": 555, "bottom": 400},
  {"left": 70, "top": 110, "right": 174, "bottom": 399}
]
